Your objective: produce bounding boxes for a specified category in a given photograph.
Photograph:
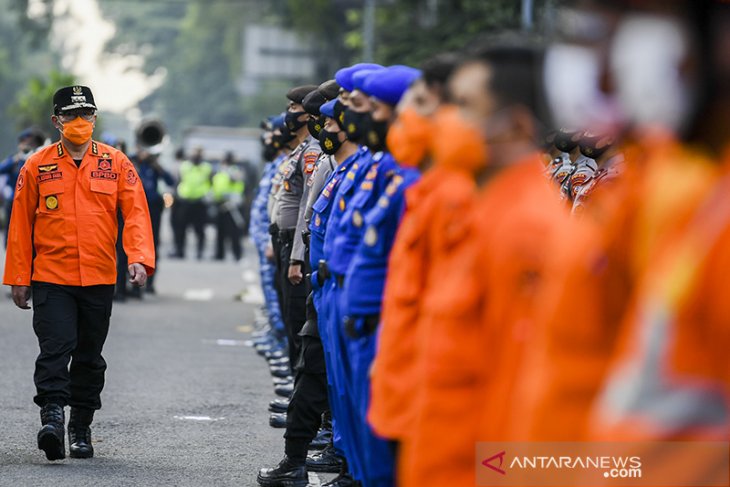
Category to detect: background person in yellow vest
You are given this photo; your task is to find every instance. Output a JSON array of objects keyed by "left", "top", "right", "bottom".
[
  {"left": 213, "top": 151, "right": 245, "bottom": 261},
  {"left": 172, "top": 146, "right": 212, "bottom": 260}
]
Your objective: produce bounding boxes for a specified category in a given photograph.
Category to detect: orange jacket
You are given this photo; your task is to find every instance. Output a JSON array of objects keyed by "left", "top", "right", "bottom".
[
  {"left": 398, "top": 155, "right": 567, "bottom": 487},
  {"left": 369, "top": 166, "right": 475, "bottom": 441},
  {"left": 4, "top": 140, "right": 155, "bottom": 287}
]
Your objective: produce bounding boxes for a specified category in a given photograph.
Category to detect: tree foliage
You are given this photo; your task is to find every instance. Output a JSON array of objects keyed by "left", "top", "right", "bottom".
[
  {"left": 0, "top": 0, "right": 62, "bottom": 154},
  {"left": 12, "top": 71, "right": 77, "bottom": 137}
]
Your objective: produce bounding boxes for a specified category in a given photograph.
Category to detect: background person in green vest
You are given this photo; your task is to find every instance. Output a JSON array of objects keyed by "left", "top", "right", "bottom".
[
  {"left": 172, "top": 146, "right": 212, "bottom": 260},
  {"left": 213, "top": 151, "right": 245, "bottom": 261}
]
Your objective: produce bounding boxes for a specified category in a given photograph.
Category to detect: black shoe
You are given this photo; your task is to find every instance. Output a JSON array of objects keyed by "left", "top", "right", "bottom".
[
  {"left": 306, "top": 445, "right": 343, "bottom": 473},
  {"left": 68, "top": 408, "right": 94, "bottom": 459},
  {"left": 270, "top": 366, "right": 292, "bottom": 379},
  {"left": 269, "top": 398, "right": 290, "bottom": 413},
  {"left": 257, "top": 456, "right": 308, "bottom": 487},
  {"left": 38, "top": 403, "right": 65, "bottom": 461},
  {"left": 264, "top": 349, "right": 287, "bottom": 361},
  {"left": 308, "top": 427, "right": 332, "bottom": 451},
  {"left": 322, "top": 472, "right": 357, "bottom": 487},
  {"left": 274, "top": 382, "right": 294, "bottom": 398},
  {"left": 269, "top": 412, "right": 287, "bottom": 428},
  {"left": 145, "top": 285, "right": 156, "bottom": 295},
  {"left": 268, "top": 357, "right": 290, "bottom": 367}
]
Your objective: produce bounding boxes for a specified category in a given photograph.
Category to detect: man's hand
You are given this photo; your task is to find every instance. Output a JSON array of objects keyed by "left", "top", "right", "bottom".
[
  {"left": 265, "top": 242, "right": 275, "bottom": 261},
  {"left": 11, "top": 285, "right": 31, "bottom": 310},
  {"left": 128, "top": 263, "right": 148, "bottom": 287},
  {"left": 288, "top": 263, "right": 303, "bottom": 285}
]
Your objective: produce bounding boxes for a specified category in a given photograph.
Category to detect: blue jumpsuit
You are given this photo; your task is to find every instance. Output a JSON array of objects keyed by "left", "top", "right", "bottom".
[
  {"left": 309, "top": 149, "right": 367, "bottom": 462},
  {"left": 250, "top": 158, "right": 286, "bottom": 334},
  {"left": 343, "top": 164, "right": 420, "bottom": 486},
  {"left": 326, "top": 150, "right": 400, "bottom": 483}
]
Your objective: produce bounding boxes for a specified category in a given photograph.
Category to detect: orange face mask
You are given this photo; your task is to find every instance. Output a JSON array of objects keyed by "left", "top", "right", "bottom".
[
  {"left": 430, "top": 105, "right": 489, "bottom": 175},
  {"left": 386, "top": 107, "right": 433, "bottom": 168},
  {"left": 60, "top": 117, "right": 94, "bottom": 145}
]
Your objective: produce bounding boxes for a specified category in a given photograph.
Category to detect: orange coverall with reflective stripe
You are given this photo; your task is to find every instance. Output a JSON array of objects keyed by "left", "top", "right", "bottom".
[{"left": 3, "top": 140, "right": 155, "bottom": 287}]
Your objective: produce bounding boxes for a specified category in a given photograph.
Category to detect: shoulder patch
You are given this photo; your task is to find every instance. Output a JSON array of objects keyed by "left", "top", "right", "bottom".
[
  {"left": 125, "top": 169, "right": 138, "bottom": 185},
  {"left": 16, "top": 168, "right": 25, "bottom": 192},
  {"left": 56, "top": 143, "right": 64, "bottom": 157},
  {"left": 365, "top": 164, "right": 379, "bottom": 181}
]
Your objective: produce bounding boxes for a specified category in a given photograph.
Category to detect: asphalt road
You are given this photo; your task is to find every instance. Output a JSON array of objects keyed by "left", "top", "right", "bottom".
[{"left": 0, "top": 239, "right": 328, "bottom": 486}]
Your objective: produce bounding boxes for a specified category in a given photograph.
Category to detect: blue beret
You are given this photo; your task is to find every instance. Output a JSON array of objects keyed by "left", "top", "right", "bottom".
[
  {"left": 320, "top": 99, "right": 337, "bottom": 118},
  {"left": 335, "top": 63, "right": 383, "bottom": 92},
  {"left": 362, "top": 65, "right": 422, "bottom": 106},
  {"left": 271, "top": 113, "right": 286, "bottom": 130},
  {"left": 18, "top": 128, "right": 35, "bottom": 141},
  {"left": 352, "top": 67, "right": 386, "bottom": 92}
]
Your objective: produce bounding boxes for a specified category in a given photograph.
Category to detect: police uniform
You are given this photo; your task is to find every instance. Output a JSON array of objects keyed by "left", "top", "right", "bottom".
[
  {"left": 565, "top": 154, "right": 597, "bottom": 202},
  {"left": 335, "top": 65, "right": 421, "bottom": 487},
  {"left": 271, "top": 85, "right": 323, "bottom": 370},
  {"left": 250, "top": 157, "right": 286, "bottom": 336},
  {"left": 174, "top": 154, "right": 212, "bottom": 259}
]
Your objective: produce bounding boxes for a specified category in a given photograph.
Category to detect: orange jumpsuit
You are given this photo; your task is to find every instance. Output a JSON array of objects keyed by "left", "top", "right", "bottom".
[
  {"left": 368, "top": 166, "right": 475, "bottom": 441},
  {"left": 399, "top": 154, "right": 567, "bottom": 487},
  {"left": 3, "top": 140, "right": 155, "bottom": 287}
]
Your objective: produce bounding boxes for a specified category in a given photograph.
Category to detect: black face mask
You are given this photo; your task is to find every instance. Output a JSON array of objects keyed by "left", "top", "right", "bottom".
[
  {"left": 579, "top": 134, "right": 612, "bottom": 160},
  {"left": 318, "top": 128, "right": 344, "bottom": 155},
  {"left": 554, "top": 130, "right": 580, "bottom": 153},
  {"left": 285, "top": 110, "right": 307, "bottom": 132},
  {"left": 262, "top": 143, "right": 278, "bottom": 162},
  {"left": 307, "top": 115, "right": 325, "bottom": 139},
  {"left": 343, "top": 109, "right": 372, "bottom": 144},
  {"left": 272, "top": 127, "right": 296, "bottom": 150},
  {"left": 334, "top": 100, "right": 347, "bottom": 130},
  {"left": 365, "top": 119, "right": 389, "bottom": 153}
]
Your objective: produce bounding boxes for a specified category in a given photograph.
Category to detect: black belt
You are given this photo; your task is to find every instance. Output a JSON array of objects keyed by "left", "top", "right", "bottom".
[
  {"left": 317, "top": 260, "right": 331, "bottom": 282},
  {"left": 345, "top": 314, "right": 381, "bottom": 338},
  {"left": 278, "top": 228, "right": 296, "bottom": 242}
]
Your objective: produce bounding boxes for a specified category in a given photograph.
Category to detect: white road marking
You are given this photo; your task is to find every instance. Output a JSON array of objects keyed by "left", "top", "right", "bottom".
[
  {"left": 203, "top": 338, "right": 249, "bottom": 347},
  {"left": 241, "top": 269, "right": 258, "bottom": 283},
  {"left": 183, "top": 289, "right": 214, "bottom": 301},
  {"left": 241, "top": 285, "right": 265, "bottom": 305},
  {"left": 173, "top": 415, "right": 225, "bottom": 422}
]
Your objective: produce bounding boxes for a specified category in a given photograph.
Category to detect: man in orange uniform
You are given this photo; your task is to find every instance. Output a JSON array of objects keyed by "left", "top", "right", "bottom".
[
  {"left": 367, "top": 52, "right": 460, "bottom": 444},
  {"left": 397, "top": 41, "right": 570, "bottom": 487},
  {"left": 515, "top": 1, "right": 726, "bottom": 445},
  {"left": 3, "top": 85, "right": 155, "bottom": 462}
]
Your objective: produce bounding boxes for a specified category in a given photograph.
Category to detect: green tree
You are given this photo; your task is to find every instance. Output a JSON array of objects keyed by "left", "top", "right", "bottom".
[
  {"left": 0, "top": 0, "right": 60, "bottom": 154},
  {"left": 12, "top": 70, "right": 76, "bottom": 137}
]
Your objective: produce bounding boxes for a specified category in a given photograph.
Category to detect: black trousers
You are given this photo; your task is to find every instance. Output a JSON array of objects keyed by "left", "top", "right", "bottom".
[
  {"left": 214, "top": 206, "right": 242, "bottom": 261},
  {"left": 175, "top": 199, "right": 207, "bottom": 258},
  {"left": 278, "top": 232, "right": 307, "bottom": 368},
  {"left": 147, "top": 198, "right": 164, "bottom": 289},
  {"left": 284, "top": 298, "right": 329, "bottom": 462},
  {"left": 31, "top": 281, "right": 115, "bottom": 410}
]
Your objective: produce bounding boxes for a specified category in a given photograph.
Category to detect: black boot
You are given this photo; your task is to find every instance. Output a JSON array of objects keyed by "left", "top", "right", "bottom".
[
  {"left": 306, "top": 444, "right": 343, "bottom": 473},
  {"left": 257, "top": 456, "right": 308, "bottom": 487},
  {"left": 68, "top": 408, "right": 94, "bottom": 459},
  {"left": 308, "top": 427, "right": 332, "bottom": 450},
  {"left": 38, "top": 403, "right": 65, "bottom": 461}
]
